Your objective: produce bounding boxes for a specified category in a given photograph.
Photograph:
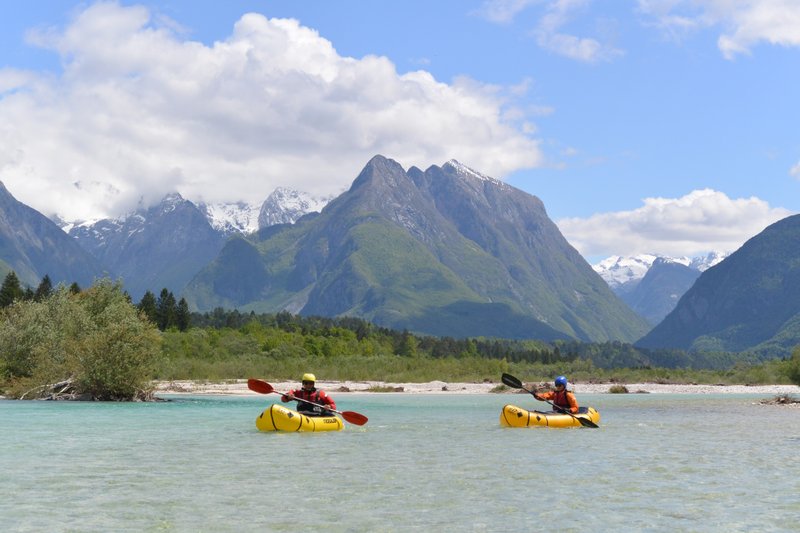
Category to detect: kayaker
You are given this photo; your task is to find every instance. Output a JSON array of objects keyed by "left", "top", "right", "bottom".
[
  {"left": 281, "top": 373, "right": 337, "bottom": 416},
  {"left": 534, "top": 375, "right": 579, "bottom": 414}
]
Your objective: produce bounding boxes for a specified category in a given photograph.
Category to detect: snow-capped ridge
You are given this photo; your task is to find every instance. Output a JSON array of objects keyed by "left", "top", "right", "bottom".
[
  {"left": 593, "top": 251, "right": 730, "bottom": 288},
  {"left": 444, "top": 159, "right": 504, "bottom": 186}
]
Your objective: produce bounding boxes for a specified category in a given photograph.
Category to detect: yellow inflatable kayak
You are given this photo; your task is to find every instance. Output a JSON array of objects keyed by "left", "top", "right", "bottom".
[
  {"left": 256, "top": 404, "right": 344, "bottom": 432},
  {"left": 500, "top": 404, "right": 601, "bottom": 428}
]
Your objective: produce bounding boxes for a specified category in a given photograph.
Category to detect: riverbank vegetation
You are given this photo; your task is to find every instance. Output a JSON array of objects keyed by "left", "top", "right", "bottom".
[
  {"left": 157, "top": 308, "right": 800, "bottom": 386},
  {"left": 2, "top": 278, "right": 800, "bottom": 400}
]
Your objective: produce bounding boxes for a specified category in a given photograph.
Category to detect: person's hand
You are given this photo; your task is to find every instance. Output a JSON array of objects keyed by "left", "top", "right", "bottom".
[{"left": 281, "top": 394, "right": 290, "bottom": 401}]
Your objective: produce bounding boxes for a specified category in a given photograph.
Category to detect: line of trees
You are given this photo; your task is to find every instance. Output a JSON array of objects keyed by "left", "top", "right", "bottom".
[
  {"left": 1, "top": 272, "right": 190, "bottom": 332},
  {"left": 136, "top": 289, "right": 191, "bottom": 332}
]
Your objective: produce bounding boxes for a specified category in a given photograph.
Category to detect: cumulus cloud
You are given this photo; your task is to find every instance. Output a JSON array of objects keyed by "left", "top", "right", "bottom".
[
  {"left": 637, "top": 0, "right": 800, "bottom": 59},
  {"left": 792, "top": 161, "right": 800, "bottom": 178},
  {"left": 0, "top": 2, "right": 542, "bottom": 221},
  {"left": 556, "top": 189, "right": 795, "bottom": 258}
]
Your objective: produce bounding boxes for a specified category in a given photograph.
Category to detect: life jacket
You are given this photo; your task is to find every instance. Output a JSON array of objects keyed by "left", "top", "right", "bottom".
[
  {"left": 551, "top": 389, "right": 573, "bottom": 411},
  {"left": 291, "top": 388, "right": 330, "bottom": 416}
]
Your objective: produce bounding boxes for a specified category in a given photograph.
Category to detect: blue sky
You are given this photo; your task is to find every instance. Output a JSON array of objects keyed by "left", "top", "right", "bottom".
[{"left": 1, "top": 1, "right": 798, "bottom": 263}]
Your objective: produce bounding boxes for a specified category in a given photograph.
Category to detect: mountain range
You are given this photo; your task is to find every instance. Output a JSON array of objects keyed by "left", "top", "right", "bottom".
[
  {"left": 2, "top": 154, "right": 799, "bottom": 358},
  {"left": 593, "top": 252, "right": 727, "bottom": 325},
  {"left": 0, "top": 182, "right": 107, "bottom": 288},
  {"left": 184, "top": 156, "right": 650, "bottom": 342},
  {"left": 65, "top": 188, "right": 327, "bottom": 300}
]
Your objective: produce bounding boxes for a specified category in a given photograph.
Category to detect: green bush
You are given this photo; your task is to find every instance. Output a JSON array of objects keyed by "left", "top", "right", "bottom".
[
  {"left": 0, "top": 279, "right": 161, "bottom": 400},
  {"left": 787, "top": 346, "right": 800, "bottom": 386}
]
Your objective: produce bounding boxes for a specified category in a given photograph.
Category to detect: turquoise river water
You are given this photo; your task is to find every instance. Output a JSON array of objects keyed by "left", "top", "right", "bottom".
[{"left": 2, "top": 393, "right": 799, "bottom": 532}]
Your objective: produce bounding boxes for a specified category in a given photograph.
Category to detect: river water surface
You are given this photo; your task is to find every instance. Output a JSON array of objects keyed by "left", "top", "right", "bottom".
[{"left": 2, "top": 393, "right": 799, "bottom": 532}]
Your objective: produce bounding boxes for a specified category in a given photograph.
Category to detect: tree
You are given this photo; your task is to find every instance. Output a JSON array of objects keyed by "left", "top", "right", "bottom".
[
  {"left": 787, "top": 346, "right": 800, "bottom": 387},
  {"left": 175, "top": 297, "right": 191, "bottom": 331},
  {"left": 76, "top": 280, "right": 162, "bottom": 399},
  {"left": 34, "top": 274, "right": 53, "bottom": 302},
  {"left": 0, "top": 271, "right": 24, "bottom": 308},
  {"left": 156, "top": 288, "right": 177, "bottom": 331},
  {"left": 396, "top": 330, "right": 419, "bottom": 357},
  {"left": 137, "top": 290, "right": 158, "bottom": 325}
]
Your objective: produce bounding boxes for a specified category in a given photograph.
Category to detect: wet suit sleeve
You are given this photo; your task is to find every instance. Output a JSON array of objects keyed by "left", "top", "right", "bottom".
[
  {"left": 281, "top": 389, "right": 297, "bottom": 403},
  {"left": 566, "top": 392, "right": 579, "bottom": 414},
  {"left": 536, "top": 391, "right": 554, "bottom": 401},
  {"left": 319, "top": 391, "right": 336, "bottom": 410}
]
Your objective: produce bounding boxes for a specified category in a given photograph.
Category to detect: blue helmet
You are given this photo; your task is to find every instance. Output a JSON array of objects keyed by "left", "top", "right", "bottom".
[{"left": 554, "top": 375, "right": 568, "bottom": 387}]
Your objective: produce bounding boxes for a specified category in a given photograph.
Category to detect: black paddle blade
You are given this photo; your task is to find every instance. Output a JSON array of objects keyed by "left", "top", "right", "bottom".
[
  {"left": 576, "top": 417, "right": 599, "bottom": 428},
  {"left": 501, "top": 373, "right": 523, "bottom": 389}
]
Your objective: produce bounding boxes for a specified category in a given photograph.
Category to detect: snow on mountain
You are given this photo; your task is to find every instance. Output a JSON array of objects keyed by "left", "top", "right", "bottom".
[
  {"left": 258, "top": 187, "right": 329, "bottom": 228},
  {"left": 197, "top": 201, "right": 261, "bottom": 235},
  {"left": 593, "top": 254, "right": 659, "bottom": 288},
  {"left": 593, "top": 252, "right": 729, "bottom": 288},
  {"left": 58, "top": 187, "right": 332, "bottom": 240}
]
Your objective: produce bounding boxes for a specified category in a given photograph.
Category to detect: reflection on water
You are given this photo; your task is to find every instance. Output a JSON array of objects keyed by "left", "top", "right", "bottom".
[{"left": 1, "top": 393, "right": 799, "bottom": 532}]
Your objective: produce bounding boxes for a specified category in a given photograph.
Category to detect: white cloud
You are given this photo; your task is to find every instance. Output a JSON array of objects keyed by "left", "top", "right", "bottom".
[
  {"left": 534, "top": 0, "right": 624, "bottom": 62},
  {"left": 477, "top": 0, "right": 624, "bottom": 62},
  {"left": 475, "top": 0, "right": 543, "bottom": 24},
  {"left": 0, "top": 2, "right": 542, "bottom": 221},
  {"left": 791, "top": 161, "right": 800, "bottom": 178},
  {"left": 637, "top": 0, "right": 800, "bottom": 59},
  {"left": 556, "top": 189, "right": 795, "bottom": 258}
]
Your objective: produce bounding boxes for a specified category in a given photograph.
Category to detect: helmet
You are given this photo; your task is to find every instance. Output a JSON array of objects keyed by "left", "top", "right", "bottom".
[
  {"left": 554, "top": 375, "right": 568, "bottom": 387},
  {"left": 302, "top": 373, "right": 316, "bottom": 382}
]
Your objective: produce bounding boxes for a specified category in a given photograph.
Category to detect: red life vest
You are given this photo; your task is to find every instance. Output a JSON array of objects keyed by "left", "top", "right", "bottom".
[
  {"left": 290, "top": 388, "right": 331, "bottom": 415},
  {"left": 551, "top": 389, "right": 572, "bottom": 411}
]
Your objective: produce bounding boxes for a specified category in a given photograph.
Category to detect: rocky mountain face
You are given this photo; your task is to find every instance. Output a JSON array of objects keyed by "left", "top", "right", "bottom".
[
  {"left": 184, "top": 156, "right": 650, "bottom": 342},
  {"left": 0, "top": 181, "right": 106, "bottom": 288},
  {"left": 258, "top": 187, "right": 330, "bottom": 228},
  {"left": 66, "top": 188, "right": 327, "bottom": 300},
  {"left": 69, "top": 193, "right": 227, "bottom": 300},
  {"left": 621, "top": 259, "right": 701, "bottom": 325},
  {"left": 636, "top": 214, "right": 800, "bottom": 356}
]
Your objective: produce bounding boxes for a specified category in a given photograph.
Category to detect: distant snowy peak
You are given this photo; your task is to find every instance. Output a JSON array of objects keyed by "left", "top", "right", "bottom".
[
  {"left": 444, "top": 160, "right": 505, "bottom": 187},
  {"left": 258, "top": 187, "right": 330, "bottom": 228},
  {"left": 593, "top": 254, "right": 659, "bottom": 288},
  {"left": 593, "top": 252, "right": 729, "bottom": 288},
  {"left": 59, "top": 188, "right": 332, "bottom": 239},
  {"left": 197, "top": 201, "right": 260, "bottom": 235}
]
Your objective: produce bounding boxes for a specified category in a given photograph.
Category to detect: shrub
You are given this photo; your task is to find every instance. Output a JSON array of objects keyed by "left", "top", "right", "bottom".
[
  {"left": 0, "top": 279, "right": 161, "bottom": 400},
  {"left": 786, "top": 346, "right": 800, "bottom": 387}
]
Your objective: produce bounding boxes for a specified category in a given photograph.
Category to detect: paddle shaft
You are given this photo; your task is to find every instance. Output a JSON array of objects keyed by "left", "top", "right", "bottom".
[{"left": 501, "top": 373, "right": 598, "bottom": 428}]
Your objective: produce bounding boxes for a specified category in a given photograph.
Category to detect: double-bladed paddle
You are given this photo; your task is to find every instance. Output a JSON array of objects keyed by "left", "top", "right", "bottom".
[
  {"left": 501, "top": 373, "right": 598, "bottom": 428},
  {"left": 247, "top": 378, "right": 368, "bottom": 426}
]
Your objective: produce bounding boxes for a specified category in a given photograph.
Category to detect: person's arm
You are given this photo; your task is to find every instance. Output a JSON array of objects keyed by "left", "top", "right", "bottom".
[
  {"left": 566, "top": 392, "right": 579, "bottom": 413},
  {"left": 535, "top": 391, "right": 554, "bottom": 401},
  {"left": 281, "top": 390, "right": 296, "bottom": 403},
  {"left": 320, "top": 391, "right": 336, "bottom": 410}
]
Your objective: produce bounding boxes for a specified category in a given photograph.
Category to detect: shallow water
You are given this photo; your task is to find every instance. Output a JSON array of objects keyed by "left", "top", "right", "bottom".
[{"left": 2, "top": 393, "right": 799, "bottom": 532}]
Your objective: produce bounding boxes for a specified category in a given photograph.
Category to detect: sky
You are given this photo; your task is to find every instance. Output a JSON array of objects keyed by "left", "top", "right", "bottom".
[{"left": 1, "top": 0, "right": 798, "bottom": 264}]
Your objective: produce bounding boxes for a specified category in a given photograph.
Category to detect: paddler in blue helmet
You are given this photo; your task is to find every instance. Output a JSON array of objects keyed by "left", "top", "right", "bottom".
[
  {"left": 281, "top": 373, "right": 337, "bottom": 416},
  {"left": 534, "top": 375, "right": 579, "bottom": 414}
]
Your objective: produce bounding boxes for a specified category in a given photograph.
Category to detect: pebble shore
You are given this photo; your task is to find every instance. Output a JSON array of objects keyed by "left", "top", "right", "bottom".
[{"left": 153, "top": 379, "right": 800, "bottom": 396}]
